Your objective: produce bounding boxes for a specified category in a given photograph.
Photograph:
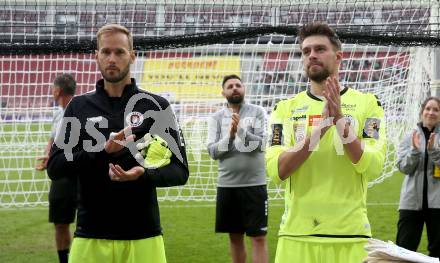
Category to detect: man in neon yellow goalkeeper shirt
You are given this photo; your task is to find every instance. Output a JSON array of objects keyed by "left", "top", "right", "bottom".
[{"left": 265, "top": 22, "right": 387, "bottom": 263}]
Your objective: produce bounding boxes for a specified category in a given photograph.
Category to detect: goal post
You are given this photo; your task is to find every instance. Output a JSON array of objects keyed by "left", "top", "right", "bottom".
[{"left": 0, "top": 0, "right": 437, "bottom": 207}]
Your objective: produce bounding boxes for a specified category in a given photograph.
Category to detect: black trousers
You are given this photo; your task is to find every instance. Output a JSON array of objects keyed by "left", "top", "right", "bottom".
[{"left": 396, "top": 209, "right": 440, "bottom": 257}]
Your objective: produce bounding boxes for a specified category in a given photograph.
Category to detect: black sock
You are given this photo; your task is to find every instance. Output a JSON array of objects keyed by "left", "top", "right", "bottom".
[{"left": 57, "top": 249, "right": 69, "bottom": 263}]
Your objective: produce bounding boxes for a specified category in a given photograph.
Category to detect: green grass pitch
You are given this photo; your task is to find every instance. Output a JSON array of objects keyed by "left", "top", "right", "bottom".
[{"left": 0, "top": 123, "right": 430, "bottom": 262}]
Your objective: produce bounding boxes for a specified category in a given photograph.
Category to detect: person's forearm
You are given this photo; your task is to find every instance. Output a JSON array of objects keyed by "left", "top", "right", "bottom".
[
  {"left": 333, "top": 118, "right": 363, "bottom": 164},
  {"left": 47, "top": 146, "right": 109, "bottom": 180},
  {"left": 145, "top": 161, "right": 189, "bottom": 187},
  {"left": 207, "top": 136, "right": 234, "bottom": 159},
  {"left": 340, "top": 125, "right": 363, "bottom": 164},
  {"left": 236, "top": 128, "right": 265, "bottom": 152},
  {"left": 278, "top": 136, "right": 313, "bottom": 180},
  {"left": 343, "top": 139, "right": 363, "bottom": 164},
  {"left": 44, "top": 138, "right": 54, "bottom": 155},
  {"left": 278, "top": 125, "right": 330, "bottom": 180}
]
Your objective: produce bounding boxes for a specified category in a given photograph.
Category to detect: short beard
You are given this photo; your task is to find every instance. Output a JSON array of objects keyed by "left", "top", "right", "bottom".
[
  {"left": 227, "top": 95, "right": 244, "bottom": 105},
  {"left": 100, "top": 65, "right": 130, "bottom": 83},
  {"left": 306, "top": 67, "right": 331, "bottom": 83}
]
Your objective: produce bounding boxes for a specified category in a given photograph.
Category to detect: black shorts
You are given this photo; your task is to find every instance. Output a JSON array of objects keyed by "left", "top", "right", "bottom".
[
  {"left": 48, "top": 176, "right": 78, "bottom": 224},
  {"left": 215, "top": 185, "right": 268, "bottom": 237}
]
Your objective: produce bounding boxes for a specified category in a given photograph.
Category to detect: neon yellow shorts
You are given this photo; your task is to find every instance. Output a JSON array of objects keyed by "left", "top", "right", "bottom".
[
  {"left": 69, "top": 235, "right": 166, "bottom": 263},
  {"left": 274, "top": 236, "right": 368, "bottom": 263}
]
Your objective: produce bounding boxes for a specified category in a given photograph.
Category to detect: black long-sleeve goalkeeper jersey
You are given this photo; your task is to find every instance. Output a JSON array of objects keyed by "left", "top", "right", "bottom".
[{"left": 47, "top": 78, "right": 189, "bottom": 240}]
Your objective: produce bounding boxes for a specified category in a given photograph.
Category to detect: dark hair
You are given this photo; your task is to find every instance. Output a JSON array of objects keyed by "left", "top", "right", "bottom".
[
  {"left": 298, "top": 22, "right": 342, "bottom": 51},
  {"left": 222, "top": 74, "right": 241, "bottom": 88},
  {"left": 419, "top": 96, "right": 440, "bottom": 118},
  {"left": 53, "top": 74, "right": 76, "bottom": 95}
]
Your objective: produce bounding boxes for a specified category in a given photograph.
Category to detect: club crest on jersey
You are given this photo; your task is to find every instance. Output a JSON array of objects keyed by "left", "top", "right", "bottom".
[
  {"left": 344, "top": 114, "right": 355, "bottom": 126},
  {"left": 293, "top": 123, "right": 306, "bottom": 142},
  {"left": 126, "top": 111, "right": 144, "bottom": 127}
]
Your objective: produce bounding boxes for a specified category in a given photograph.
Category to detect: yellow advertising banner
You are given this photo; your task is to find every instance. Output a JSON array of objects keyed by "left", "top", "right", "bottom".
[{"left": 141, "top": 56, "right": 241, "bottom": 101}]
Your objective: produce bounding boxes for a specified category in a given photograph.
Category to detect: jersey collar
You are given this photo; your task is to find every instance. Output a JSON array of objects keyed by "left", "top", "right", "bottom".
[
  {"left": 96, "top": 78, "right": 138, "bottom": 99},
  {"left": 306, "top": 86, "right": 349, "bottom": 101}
]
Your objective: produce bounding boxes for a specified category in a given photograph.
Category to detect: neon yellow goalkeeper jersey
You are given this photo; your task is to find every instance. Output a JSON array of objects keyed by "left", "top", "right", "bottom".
[{"left": 266, "top": 87, "right": 387, "bottom": 238}]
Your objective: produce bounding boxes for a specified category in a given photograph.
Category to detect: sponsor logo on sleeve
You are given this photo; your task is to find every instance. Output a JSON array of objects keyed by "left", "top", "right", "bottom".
[
  {"left": 270, "top": 124, "right": 283, "bottom": 146},
  {"left": 362, "top": 118, "right": 380, "bottom": 139}
]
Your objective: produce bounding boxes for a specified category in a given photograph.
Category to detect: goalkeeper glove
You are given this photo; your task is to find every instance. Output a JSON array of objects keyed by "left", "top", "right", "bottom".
[{"left": 136, "top": 133, "right": 172, "bottom": 168}]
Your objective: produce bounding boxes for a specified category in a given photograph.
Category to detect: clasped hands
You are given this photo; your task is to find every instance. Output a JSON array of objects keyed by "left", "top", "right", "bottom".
[
  {"left": 106, "top": 127, "right": 172, "bottom": 182},
  {"left": 316, "top": 76, "right": 352, "bottom": 140}
]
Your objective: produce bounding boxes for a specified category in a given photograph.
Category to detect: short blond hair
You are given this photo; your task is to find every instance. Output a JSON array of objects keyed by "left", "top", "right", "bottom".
[{"left": 96, "top": 24, "right": 133, "bottom": 50}]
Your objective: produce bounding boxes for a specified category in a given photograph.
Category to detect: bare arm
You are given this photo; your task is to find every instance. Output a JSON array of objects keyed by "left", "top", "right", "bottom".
[{"left": 35, "top": 138, "right": 54, "bottom": 170}]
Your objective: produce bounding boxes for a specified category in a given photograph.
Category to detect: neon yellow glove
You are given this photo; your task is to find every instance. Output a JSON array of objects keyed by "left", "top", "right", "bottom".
[{"left": 136, "top": 133, "right": 172, "bottom": 168}]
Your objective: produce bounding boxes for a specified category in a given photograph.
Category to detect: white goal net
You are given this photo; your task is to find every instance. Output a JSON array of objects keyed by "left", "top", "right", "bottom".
[{"left": 0, "top": 0, "right": 436, "bottom": 207}]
